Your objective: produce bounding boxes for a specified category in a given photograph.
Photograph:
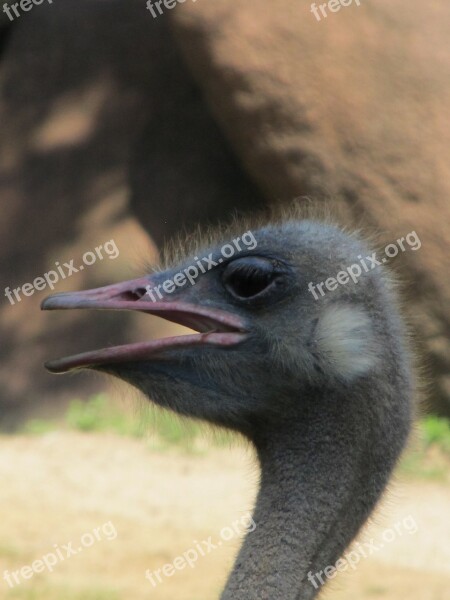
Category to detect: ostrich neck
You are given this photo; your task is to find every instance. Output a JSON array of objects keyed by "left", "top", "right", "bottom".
[{"left": 221, "top": 391, "right": 403, "bottom": 600}]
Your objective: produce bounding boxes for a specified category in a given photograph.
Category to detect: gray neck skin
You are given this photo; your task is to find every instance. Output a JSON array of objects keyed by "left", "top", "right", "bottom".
[{"left": 221, "top": 386, "right": 409, "bottom": 600}]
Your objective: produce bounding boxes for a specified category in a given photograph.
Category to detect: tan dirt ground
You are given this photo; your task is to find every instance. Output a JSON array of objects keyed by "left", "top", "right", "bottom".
[{"left": 0, "top": 432, "right": 449, "bottom": 599}]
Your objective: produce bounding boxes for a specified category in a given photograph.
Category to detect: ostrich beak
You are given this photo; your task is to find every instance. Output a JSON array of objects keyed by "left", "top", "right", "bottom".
[{"left": 41, "top": 276, "right": 248, "bottom": 374}]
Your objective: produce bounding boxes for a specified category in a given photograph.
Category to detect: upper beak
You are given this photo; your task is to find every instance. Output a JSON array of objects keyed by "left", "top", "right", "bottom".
[{"left": 41, "top": 276, "right": 248, "bottom": 373}]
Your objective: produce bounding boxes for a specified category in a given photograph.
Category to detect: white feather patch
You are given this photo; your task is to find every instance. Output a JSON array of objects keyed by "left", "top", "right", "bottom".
[{"left": 315, "top": 305, "right": 379, "bottom": 380}]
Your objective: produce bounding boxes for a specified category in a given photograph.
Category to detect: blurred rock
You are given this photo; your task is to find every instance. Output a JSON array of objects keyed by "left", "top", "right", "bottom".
[{"left": 0, "top": 0, "right": 263, "bottom": 426}]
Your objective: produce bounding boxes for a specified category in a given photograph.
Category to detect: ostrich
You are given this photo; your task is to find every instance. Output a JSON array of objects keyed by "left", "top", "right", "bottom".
[{"left": 42, "top": 210, "right": 414, "bottom": 600}]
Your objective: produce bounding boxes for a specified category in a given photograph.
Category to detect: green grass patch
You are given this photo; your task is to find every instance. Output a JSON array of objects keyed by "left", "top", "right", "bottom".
[
  {"left": 65, "top": 395, "right": 143, "bottom": 437},
  {"left": 398, "top": 416, "right": 450, "bottom": 481},
  {"left": 21, "top": 394, "right": 234, "bottom": 451},
  {"left": 421, "top": 415, "right": 450, "bottom": 453}
]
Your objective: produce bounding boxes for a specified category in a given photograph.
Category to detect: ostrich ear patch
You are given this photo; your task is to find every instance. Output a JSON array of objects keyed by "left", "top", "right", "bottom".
[{"left": 314, "top": 305, "right": 379, "bottom": 380}]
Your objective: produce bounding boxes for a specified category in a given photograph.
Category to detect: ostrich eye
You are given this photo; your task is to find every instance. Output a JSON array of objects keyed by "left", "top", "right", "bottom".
[{"left": 222, "top": 257, "right": 278, "bottom": 300}]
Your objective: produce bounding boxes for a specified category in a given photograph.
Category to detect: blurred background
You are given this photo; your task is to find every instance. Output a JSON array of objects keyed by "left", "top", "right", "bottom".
[{"left": 0, "top": 0, "right": 449, "bottom": 598}]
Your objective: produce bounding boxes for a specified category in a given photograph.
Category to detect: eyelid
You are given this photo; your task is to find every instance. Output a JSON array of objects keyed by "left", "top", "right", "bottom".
[
  {"left": 224, "top": 257, "right": 275, "bottom": 272},
  {"left": 232, "top": 265, "right": 272, "bottom": 276}
]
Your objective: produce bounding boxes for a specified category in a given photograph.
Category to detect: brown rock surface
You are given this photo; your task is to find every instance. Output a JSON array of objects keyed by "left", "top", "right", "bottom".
[{"left": 0, "top": 0, "right": 263, "bottom": 425}]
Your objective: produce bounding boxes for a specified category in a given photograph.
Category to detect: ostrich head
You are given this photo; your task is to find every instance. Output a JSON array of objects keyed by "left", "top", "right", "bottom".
[{"left": 42, "top": 213, "right": 414, "bottom": 600}]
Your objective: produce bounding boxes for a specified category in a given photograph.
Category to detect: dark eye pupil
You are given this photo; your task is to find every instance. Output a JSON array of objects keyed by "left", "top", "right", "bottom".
[
  {"left": 228, "top": 269, "right": 273, "bottom": 298},
  {"left": 223, "top": 258, "right": 276, "bottom": 299}
]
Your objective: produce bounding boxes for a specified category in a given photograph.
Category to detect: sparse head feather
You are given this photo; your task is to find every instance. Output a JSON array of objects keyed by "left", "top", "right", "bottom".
[{"left": 153, "top": 200, "right": 342, "bottom": 270}]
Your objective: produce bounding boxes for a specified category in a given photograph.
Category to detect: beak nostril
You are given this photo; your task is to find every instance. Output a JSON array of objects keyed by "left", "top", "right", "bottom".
[{"left": 117, "top": 288, "right": 147, "bottom": 302}]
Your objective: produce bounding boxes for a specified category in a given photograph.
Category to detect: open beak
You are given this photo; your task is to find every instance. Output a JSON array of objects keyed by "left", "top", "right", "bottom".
[{"left": 41, "top": 276, "right": 248, "bottom": 374}]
